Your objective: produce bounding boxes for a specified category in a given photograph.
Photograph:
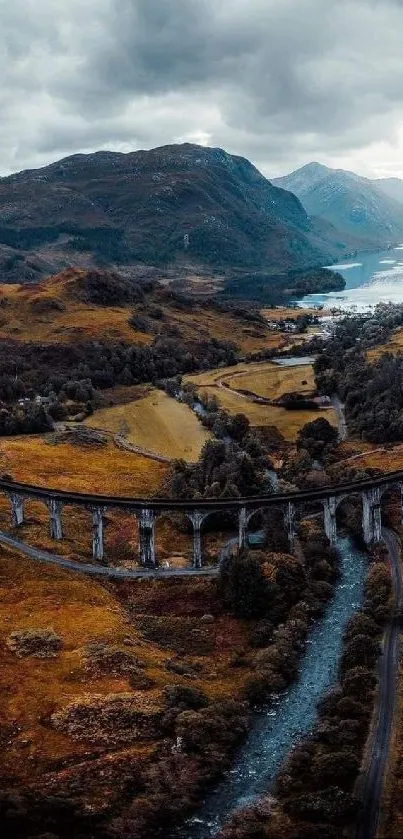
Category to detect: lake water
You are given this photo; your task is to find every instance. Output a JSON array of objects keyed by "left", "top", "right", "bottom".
[{"left": 299, "top": 246, "right": 403, "bottom": 311}]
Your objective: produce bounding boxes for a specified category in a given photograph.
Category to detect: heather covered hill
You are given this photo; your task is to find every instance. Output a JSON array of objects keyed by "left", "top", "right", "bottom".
[
  {"left": 0, "top": 266, "right": 281, "bottom": 353},
  {"left": 272, "top": 162, "right": 403, "bottom": 247},
  {"left": 0, "top": 143, "right": 347, "bottom": 283}
]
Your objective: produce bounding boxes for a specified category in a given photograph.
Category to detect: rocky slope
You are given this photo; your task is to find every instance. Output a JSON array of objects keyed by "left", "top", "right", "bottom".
[
  {"left": 273, "top": 162, "right": 403, "bottom": 248},
  {"left": 0, "top": 144, "right": 347, "bottom": 284},
  {"left": 374, "top": 176, "right": 403, "bottom": 206}
]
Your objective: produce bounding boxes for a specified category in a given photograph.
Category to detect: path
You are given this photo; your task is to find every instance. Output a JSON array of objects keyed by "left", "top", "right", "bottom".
[
  {"left": 331, "top": 394, "right": 348, "bottom": 441},
  {"left": 0, "top": 531, "right": 217, "bottom": 579},
  {"left": 355, "top": 527, "right": 402, "bottom": 839}
]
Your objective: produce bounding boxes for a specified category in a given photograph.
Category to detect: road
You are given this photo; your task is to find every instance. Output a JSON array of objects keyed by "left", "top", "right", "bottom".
[
  {"left": 331, "top": 393, "right": 348, "bottom": 441},
  {"left": 0, "top": 531, "right": 218, "bottom": 579},
  {"left": 355, "top": 527, "right": 402, "bottom": 839}
]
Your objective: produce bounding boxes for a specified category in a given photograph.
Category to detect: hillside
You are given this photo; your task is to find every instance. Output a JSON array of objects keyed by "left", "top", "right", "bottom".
[
  {"left": 0, "top": 266, "right": 282, "bottom": 352},
  {"left": 0, "top": 144, "right": 347, "bottom": 284},
  {"left": 374, "top": 176, "right": 403, "bottom": 205},
  {"left": 272, "top": 162, "right": 403, "bottom": 247}
]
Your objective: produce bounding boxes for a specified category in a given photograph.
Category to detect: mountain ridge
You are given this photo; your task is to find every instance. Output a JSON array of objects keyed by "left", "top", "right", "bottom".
[
  {"left": 272, "top": 161, "right": 403, "bottom": 248},
  {"left": 0, "top": 143, "right": 348, "bottom": 284}
]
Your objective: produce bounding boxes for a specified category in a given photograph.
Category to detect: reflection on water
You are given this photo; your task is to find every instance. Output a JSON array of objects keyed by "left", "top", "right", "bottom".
[
  {"left": 174, "top": 536, "right": 366, "bottom": 839},
  {"left": 299, "top": 247, "right": 403, "bottom": 311}
]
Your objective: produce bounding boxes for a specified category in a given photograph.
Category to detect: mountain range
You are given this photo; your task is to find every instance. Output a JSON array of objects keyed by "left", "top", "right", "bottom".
[
  {"left": 272, "top": 162, "right": 403, "bottom": 248},
  {"left": 1, "top": 146, "right": 403, "bottom": 287},
  {"left": 0, "top": 144, "right": 350, "bottom": 284}
]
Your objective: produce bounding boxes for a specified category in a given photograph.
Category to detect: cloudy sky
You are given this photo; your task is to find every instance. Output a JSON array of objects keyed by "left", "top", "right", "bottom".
[{"left": 2, "top": 0, "right": 403, "bottom": 179}]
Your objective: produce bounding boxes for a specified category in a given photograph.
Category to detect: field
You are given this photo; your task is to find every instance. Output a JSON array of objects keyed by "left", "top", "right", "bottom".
[
  {"left": 223, "top": 362, "right": 316, "bottom": 400},
  {"left": 260, "top": 306, "right": 327, "bottom": 321},
  {"left": 367, "top": 327, "right": 403, "bottom": 361},
  {"left": 331, "top": 443, "right": 403, "bottom": 474},
  {"left": 186, "top": 361, "right": 337, "bottom": 441},
  {"left": 0, "top": 434, "right": 170, "bottom": 564},
  {"left": 0, "top": 434, "right": 167, "bottom": 495},
  {"left": 85, "top": 390, "right": 211, "bottom": 461}
]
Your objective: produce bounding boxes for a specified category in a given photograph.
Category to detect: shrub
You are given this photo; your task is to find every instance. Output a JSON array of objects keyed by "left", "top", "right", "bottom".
[
  {"left": 249, "top": 619, "right": 274, "bottom": 649},
  {"left": 6, "top": 628, "right": 63, "bottom": 658},
  {"left": 51, "top": 694, "right": 161, "bottom": 745},
  {"left": 163, "top": 684, "right": 209, "bottom": 711},
  {"left": 83, "top": 642, "right": 147, "bottom": 677}
]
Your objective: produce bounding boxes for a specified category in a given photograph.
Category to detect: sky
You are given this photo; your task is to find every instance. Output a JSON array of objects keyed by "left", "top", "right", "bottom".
[{"left": 2, "top": 0, "right": 403, "bottom": 179}]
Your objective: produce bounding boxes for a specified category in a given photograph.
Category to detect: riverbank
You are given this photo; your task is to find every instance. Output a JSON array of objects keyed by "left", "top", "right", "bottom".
[{"left": 171, "top": 535, "right": 366, "bottom": 838}]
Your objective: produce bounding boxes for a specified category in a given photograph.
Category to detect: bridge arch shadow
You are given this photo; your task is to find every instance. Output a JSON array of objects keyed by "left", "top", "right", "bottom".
[
  {"left": 155, "top": 511, "right": 194, "bottom": 570},
  {"left": 183, "top": 509, "right": 239, "bottom": 568},
  {"left": 335, "top": 492, "right": 364, "bottom": 542},
  {"left": 103, "top": 508, "right": 140, "bottom": 569}
]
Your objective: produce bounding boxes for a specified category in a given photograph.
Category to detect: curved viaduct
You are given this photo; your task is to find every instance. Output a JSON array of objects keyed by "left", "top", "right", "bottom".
[{"left": 1, "top": 471, "right": 403, "bottom": 569}]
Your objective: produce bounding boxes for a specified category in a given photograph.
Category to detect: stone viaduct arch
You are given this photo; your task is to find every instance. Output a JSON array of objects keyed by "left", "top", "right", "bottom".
[{"left": 1, "top": 471, "right": 403, "bottom": 570}]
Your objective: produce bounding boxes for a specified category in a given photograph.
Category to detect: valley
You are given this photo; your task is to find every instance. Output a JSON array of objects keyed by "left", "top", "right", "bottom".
[{"left": 0, "top": 253, "right": 402, "bottom": 838}]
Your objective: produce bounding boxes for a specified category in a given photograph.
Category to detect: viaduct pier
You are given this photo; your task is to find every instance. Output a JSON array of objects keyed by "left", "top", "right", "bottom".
[{"left": 0, "top": 472, "right": 402, "bottom": 569}]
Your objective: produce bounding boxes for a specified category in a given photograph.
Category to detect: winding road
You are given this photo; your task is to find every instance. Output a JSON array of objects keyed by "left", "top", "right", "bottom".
[
  {"left": 355, "top": 527, "right": 402, "bottom": 839},
  {"left": 0, "top": 531, "right": 218, "bottom": 579}
]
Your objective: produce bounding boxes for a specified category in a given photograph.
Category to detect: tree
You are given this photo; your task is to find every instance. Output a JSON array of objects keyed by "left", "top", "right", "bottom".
[
  {"left": 297, "top": 417, "right": 338, "bottom": 459},
  {"left": 230, "top": 413, "right": 250, "bottom": 442},
  {"left": 218, "top": 550, "right": 271, "bottom": 619}
]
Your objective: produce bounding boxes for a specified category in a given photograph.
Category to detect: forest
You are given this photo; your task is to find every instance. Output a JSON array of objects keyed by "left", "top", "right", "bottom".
[{"left": 315, "top": 303, "right": 403, "bottom": 442}]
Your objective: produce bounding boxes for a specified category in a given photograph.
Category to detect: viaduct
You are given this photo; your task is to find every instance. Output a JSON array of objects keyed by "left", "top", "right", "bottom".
[{"left": 0, "top": 472, "right": 402, "bottom": 569}]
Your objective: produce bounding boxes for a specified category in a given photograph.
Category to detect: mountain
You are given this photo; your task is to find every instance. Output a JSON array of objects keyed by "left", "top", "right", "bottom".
[
  {"left": 0, "top": 144, "right": 348, "bottom": 284},
  {"left": 373, "top": 176, "right": 403, "bottom": 206},
  {"left": 272, "top": 162, "right": 403, "bottom": 247}
]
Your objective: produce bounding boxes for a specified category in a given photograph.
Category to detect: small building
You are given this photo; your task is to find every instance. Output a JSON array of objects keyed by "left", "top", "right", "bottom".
[{"left": 34, "top": 395, "right": 51, "bottom": 407}]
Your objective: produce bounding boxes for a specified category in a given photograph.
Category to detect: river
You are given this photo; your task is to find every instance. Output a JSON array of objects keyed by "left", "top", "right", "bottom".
[
  {"left": 299, "top": 246, "right": 403, "bottom": 311},
  {"left": 173, "top": 536, "right": 366, "bottom": 838}
]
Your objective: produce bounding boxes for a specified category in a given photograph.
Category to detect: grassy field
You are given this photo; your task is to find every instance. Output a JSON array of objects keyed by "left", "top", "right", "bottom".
[
  {"left": 0, "top": 434, "right": 169, "bottom": 563},
  {"left": 260, "top": 306, "right": 327, "bottom": 321},
  {"left": 186, "top": 361, "right": 336, "bottom": 441},
  {"left": 367, "top": 327, "right": 403, "bottom": 361},
  {"left": 223, "top": 362, "right": 316, "bottom": 400},
  {"left": 85, "top": 390, "right": 211, "bottom": 461},
  {"left": 0, "top": 435, "right": 167, "bottom": 495}
]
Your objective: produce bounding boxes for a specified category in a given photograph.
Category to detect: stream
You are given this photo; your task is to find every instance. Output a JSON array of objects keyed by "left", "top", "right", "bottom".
[{"left": 174, "top": 535, "right": 367, "bottom": 838}]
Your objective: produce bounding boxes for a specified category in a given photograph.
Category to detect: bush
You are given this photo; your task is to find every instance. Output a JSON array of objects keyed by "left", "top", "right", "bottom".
[
  {"left": 249, "top": 619, "right": 274, "bottom": 648},
  {"left": 6, "top": 627, "right": 63, "bottom": 658},
  {"left": 51, "top": 694, "right": 161, "bottom": 745},
  {"left": 83, "top": 642, "right": 147, "bottom": 678},
  {"left": 163, "top": 684, "right": 209, "bottom": 711}
]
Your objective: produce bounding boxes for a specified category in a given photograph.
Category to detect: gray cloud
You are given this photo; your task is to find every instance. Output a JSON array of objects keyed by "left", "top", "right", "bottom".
[{"left": 1, "top": 0, "right": 403, "bottom": 177}]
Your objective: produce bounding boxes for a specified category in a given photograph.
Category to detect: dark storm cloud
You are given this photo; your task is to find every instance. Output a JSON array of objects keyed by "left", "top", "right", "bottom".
[{"left": 2, "top": 0, "right": 403, "bottom": 176}]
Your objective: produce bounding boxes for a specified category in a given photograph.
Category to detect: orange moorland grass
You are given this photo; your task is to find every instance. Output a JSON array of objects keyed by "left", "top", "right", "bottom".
[
  {"left": 0, "top": 270, "right": 152, "bottom": 345},
  {"left": 330, "top": 443, "right": 403, "bottom": 474},
  {"left": 0, "top": 544, "right": 259, "bottom": 799},
  {"left": 0, "top": 435, "right": 169, "bottom": 563},
  {"left": 0, "top": 267, "right": 288, "bottom": 354}
]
